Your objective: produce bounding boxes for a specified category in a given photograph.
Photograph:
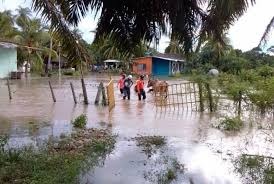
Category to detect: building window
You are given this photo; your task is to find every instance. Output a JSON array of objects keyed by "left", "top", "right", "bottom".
[{"left": 137, "top": 64, "right": 146, "bottom": 72}]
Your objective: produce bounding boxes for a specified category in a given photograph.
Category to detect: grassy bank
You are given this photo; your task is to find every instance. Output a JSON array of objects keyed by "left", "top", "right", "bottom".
[{"left": 0, "top": 128, "right": 116, "bottom": 184}]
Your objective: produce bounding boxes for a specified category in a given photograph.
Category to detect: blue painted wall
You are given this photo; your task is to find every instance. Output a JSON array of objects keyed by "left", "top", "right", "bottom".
[
  {"left": 152, "top": 58, "right": 170, "bottom": 76},
  {"left": 0, "top": 47, "right": 17, "bottom": 78}
]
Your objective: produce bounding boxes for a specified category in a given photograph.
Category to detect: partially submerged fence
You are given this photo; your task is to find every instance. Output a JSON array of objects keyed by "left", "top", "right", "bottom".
[
  {"left": 154, "top": 82, "right": 215, "bottom": 112},
  {"left": 1, "top": 78, "right": 115, "bottom": 110}
]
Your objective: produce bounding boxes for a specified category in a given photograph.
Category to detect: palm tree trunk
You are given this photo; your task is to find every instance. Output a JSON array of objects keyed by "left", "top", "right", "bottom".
[
  {"left": 47, "top": 36, "right": 53, "bottom": 75},
  {"left": 25, "top": 50, "right": 30, "bottom": 78}
]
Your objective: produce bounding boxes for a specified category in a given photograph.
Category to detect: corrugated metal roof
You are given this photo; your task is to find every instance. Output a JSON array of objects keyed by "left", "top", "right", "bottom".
[{"left": 132, "top": 53, "right": 185, "bottom": 62}]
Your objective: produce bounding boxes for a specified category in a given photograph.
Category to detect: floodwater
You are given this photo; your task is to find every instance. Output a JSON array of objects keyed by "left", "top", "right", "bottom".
[{"left": 0, "top": 74, "right": 274, "bottom": 184}]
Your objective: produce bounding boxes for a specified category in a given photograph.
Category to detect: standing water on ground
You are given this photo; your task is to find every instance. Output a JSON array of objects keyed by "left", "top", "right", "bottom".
[{"left": 0, "top": 74, "right": 274, "bottom": 183}]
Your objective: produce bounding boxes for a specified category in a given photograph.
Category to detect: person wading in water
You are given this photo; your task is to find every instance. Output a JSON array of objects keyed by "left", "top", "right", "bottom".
[
  {"left": 136, "top": 75, "right": 146, "bottom": 101},
  {"left": 123, "top": 75, "right": 133, "bottom": 100},
  {"left": 117, "top": 74, "right": 126, "bottom": 94}
]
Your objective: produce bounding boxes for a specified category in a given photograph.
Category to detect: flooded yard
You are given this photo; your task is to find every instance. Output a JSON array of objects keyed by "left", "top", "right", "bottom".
[{"left": 0, "top": 74, "right": 274, "bottom": 183}]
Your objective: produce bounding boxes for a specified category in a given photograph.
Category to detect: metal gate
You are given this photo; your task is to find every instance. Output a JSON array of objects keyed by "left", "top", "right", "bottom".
[{"left": 154, "top": 82, "right": 201, "bottom": 111}]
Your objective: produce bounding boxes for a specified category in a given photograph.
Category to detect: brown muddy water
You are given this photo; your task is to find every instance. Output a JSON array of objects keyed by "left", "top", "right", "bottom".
[{"left": 0, "top": 74, "right": 274, "bottom": 184}]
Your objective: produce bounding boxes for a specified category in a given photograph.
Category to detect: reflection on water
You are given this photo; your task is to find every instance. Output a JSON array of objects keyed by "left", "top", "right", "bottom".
[{"left": 0, "top": 75, "right": 274, "bottom": 183}]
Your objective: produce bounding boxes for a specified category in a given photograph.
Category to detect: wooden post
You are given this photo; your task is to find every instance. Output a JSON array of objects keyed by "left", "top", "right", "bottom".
[
  {"left": 48, "top": 81, "right": 56, "bottom": 102},
  {"left": 70, "top": 82, "right": 77, "bottom": 104},
  {"left": 7, "top": 79, "right": 12, "bottom": 100},
  {"left": 81, "top": 78, "right": 88, "bottom": 104},
  {"left": 205, "top": 83, "right": 213, "bottom": 112},
  {"left": 198, "top": 82, "right": 204, "bottom": 112},
  {"left": 102, "top": 85, "right": 107, "bottom": 106},
  {"left": 238, "top": 91, "right": 242, "bottom": 116},
  {"left": 95, "top": 82, "right": 103, "bottom": 105}
]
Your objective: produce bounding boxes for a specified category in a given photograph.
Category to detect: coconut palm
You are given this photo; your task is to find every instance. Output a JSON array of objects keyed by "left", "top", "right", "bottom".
[
  {"left": 14, "top": 7, "right": 49, "bottom": 73},
  {"left": 0, "top": 10, "right": 17, "bottom": 38},
  {"left": 165, "top": 36, "right": 183, "bottom": 55},
  {"left": 259, "top": 16, "right": 274, "bottom": 48},
  {"left": 31, "top": 0, "right": 255, "bottom": 59}
]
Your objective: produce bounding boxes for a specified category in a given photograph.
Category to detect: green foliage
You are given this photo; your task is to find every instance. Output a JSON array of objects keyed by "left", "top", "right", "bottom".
[
  {"left": 235, "top": 154, "right": 274, "bottom": 184},
  {"left": 247, "top": 77, "right": 274, "bottom": 113},
  {"left": 72, "top": 114, "right": 87, "bottom": 128},
  {"left": 165, "top": 169, "right": 176, "bottom": 181},
  {"left": 135, "top": 136, "right": 166, "bottom": 156},
  {"left": 0, "top": 135, "right": 8, "bottom": 153},
  {"left": 218, "top": 116, "right": 243, "bottom": 131},
  {"left": 0, "top": 129, "right": 116, "bottom": 184},
  {"left": 256, "top": 65, "right": 274, "bottom": 78}
]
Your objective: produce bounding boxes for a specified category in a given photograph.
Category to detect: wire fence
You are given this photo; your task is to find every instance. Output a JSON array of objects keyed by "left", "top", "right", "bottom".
[
  {"left": 154, "top": 82, "right": 201, "bottom": 112},
  {"left": 0, "top": 79, "right": 108, "bottom": 105}
]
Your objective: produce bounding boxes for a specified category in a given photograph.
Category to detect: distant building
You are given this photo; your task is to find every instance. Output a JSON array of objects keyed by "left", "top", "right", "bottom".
[
  {"left": 132, "top": 53, "right": 185, "bottom": 76},
  {"left": 103, "top": 59, "right": 121, "bottom": 69},
  {"left": 0, "top": 42, "right": 17, "bottom": 78}
]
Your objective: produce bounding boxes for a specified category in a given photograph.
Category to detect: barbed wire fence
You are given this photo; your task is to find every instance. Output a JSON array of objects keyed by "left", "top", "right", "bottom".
[{"left": 0, "top": 79, "right": 110, "bottom": 105}]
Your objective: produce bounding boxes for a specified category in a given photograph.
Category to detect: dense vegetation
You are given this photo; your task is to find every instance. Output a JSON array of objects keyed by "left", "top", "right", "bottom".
[{"left": 0, "top": 129, "right": 116, "bottom": 184}]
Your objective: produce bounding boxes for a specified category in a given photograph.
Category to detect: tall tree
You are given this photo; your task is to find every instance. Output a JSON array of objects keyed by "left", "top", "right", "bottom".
[
  {"left": 165, "top": 36, "right": 183, "bottom": 55},
  {"left": 32, "top": 0, "right": 255, "bottom": 59},
  {"left": 14, "top": 7, "right": 48, "bottom": 73},
  {"left": 0, "top": 10, "right": 16, "bottom": 38}
]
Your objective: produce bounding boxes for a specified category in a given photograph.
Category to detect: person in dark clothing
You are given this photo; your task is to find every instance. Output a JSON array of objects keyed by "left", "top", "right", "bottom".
[
  {"left": 123, "top": 75, "right": 133, "bottom": 100},
  {"left": 136, "top": 75, "right": 146, "bottom": 101}
]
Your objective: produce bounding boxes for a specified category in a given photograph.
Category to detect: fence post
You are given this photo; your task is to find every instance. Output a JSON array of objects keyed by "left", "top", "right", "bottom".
[
  {"left": 205, "top": 82, "right": 213, "bottom": 112},
  {"left": 7, "top": 79, "right": 12, "bottom": 100},
  {"left": 81, "top": 78, "right": 88, "bottom": 104},
  {"left": 48, "top": 81, "right": 56, "bottom": 102},
  {"left": 198, "top": 82, "right": 204, "bottom": 112},
  {"left": 70, "top": 82, "right": 77, "bottom": 104},
  {"left": 238, "top": 91, "right": 242, "bottom": 116},
  {"left": 102, "top": 85, "right": 107, "bottom": 106},
  {"left": 95, "top": 82, "right": 103, "bottom": 105}
]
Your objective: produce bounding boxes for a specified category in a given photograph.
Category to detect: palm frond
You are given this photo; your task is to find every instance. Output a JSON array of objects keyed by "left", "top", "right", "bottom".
[
  {"left": 32, "top": 0, "right": 90, "bottom": 64},
  {"left": 259, "top": 16, "right": 274, "bottom": 48},
  {"left": 31, "top": 0, "right": 255, "bottom": 55},
  {"left": 199, "top": 0, "right": 255, "bottom": 48}
]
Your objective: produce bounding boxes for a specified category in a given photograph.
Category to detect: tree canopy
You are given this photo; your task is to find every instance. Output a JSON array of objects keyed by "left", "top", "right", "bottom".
[{"left": 31, "top": 0, "right": 255, "bottom": 61}]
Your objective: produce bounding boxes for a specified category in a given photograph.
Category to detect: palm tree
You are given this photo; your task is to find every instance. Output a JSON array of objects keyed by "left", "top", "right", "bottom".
[
  {"left": 165, "top": 36, "right": 183, "bottom": 55},
  {"left": 259, "top": 16, "right": 274, "bottom": 48},
  {"left": 14, "top": 7, "right": 48, "bottom": 74},
  {"left": 198, "top": 34, "right": 232, "bottom": 67},
  {"left": 0, "top": 10, "right": 16, "bottom": 38},
  {"left": 31, "top": 0, "right": 255, "bottom": 58}
]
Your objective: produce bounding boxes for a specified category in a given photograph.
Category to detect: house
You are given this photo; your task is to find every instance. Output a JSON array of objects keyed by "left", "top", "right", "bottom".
[
  {"left": 132, "top": 53, "right": 185, "bottom": 76},
  {"left": 0, "top": 42, "right": 17, "bottom": 78},
  {"left": 103, "top": 59, "right": 121, "bottom": 69},
  {"left": 50, "top": 56, "right": 68, "bottom": 69}
]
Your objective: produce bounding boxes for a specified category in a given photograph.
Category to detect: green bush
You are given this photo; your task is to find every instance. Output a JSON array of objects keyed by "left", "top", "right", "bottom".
[
  {"left": 256, "top": 65, "right": 274, "bottom": 79},
  {"left": 63, "top": 71, "right": 74, "bottom": 76},
  {"left": 218, "top": 116, "right": 243, "bottom": 131},
  {"left": 0, "top": 135, "right": 8, "bottom": 152},
  {"left": 72, "top": 114, "right": 87, "bottom": 128}
]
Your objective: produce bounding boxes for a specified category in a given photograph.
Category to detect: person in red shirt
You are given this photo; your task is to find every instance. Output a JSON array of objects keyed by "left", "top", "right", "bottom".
[
  {"left": 136, "top": 75, "right": 146, "bottom": 101},
  {"left": 117, "top": 74, "right": 126, "bottom": 94}
]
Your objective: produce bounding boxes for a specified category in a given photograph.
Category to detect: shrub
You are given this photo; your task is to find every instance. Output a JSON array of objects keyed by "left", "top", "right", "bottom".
[
  {"left": 218, "top": 116, "right": 243, "bottom": 131},
  {"left": 0, "top": 135, "right": 8, "bottom": 152},
  {"left": 72, "top": 114, "right": 87, "bottom": 128}
]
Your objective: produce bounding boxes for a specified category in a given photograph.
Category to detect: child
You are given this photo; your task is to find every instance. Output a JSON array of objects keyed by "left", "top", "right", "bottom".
[
  {"left": 136, "top": 75, "right": 146, "bottom": 101},
  {"left": 123, "top": 75, "right": 133, "bottom": 100},
  {"left": 117, "top": 74, "right": 126, "bottom": 94}
]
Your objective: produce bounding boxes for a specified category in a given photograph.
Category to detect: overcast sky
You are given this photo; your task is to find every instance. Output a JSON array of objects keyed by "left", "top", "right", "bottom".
[{"left": 1, "top": 0, "right": 274, "bottom": 52}]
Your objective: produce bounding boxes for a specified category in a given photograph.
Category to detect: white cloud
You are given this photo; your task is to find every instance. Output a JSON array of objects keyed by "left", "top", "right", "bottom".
[{"left": 1, "top": 0, "right": 274, "bottom": 52}]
